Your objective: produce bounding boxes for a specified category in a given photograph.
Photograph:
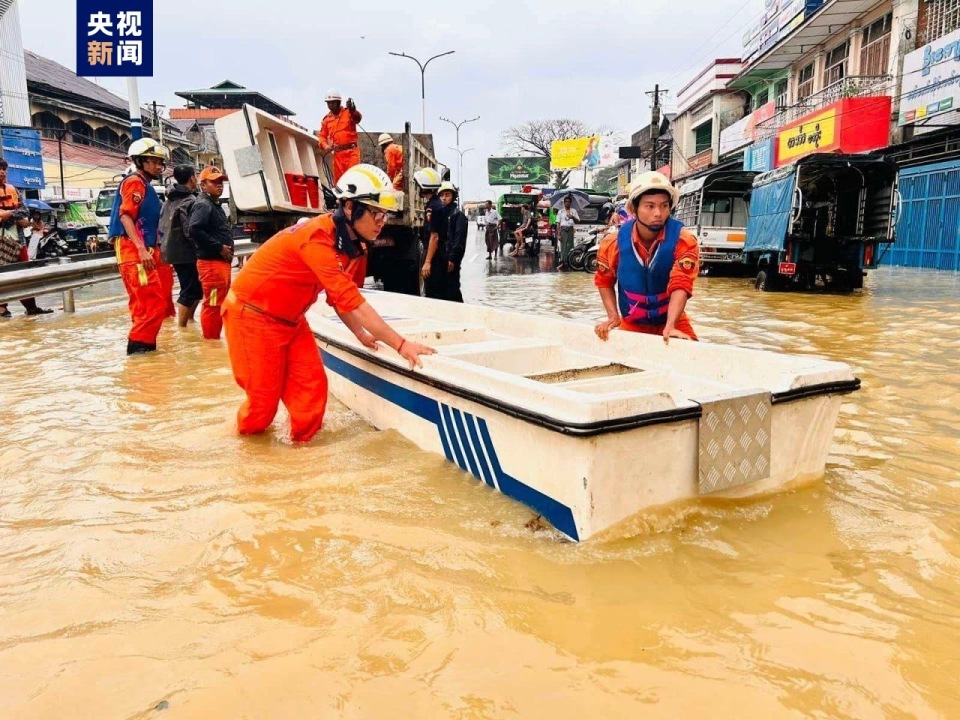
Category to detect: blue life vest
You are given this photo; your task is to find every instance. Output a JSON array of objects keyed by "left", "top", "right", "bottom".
[
  {"left": 108, "top": 174, "right": 162, "bottom": 248},
  {"left": 616, "top": 217, "right": 683, "bottom": 325}
]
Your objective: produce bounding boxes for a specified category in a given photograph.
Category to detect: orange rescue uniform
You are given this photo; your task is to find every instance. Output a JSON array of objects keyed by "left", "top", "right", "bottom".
[
  {"left": 114, "top": 175, "right": 174, "bottom": 347},
  {"left": 196, "top": 258, "right": 232, "bottom": 340},
  {"left": 594, "top": 223, "right": 700, "bottom": 340},
  {"left": 383, "top": 142, "right": 404, "bottom": 191},
  {"left": 318, "top": 106, "right": 363, "bottom": 183},
  {"left": 222, "top": 214, "right": 367, "bottom": 442}
]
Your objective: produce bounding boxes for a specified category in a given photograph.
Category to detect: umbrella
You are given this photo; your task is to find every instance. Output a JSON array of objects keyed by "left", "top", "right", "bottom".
[
  {"left": 550, "top": 189, "right": 590, "bottom": 213},
  {"left": 24, "top": 199, "right": 53, "bottom": 212}
]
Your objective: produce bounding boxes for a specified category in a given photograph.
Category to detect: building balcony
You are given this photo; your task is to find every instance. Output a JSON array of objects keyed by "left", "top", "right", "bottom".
[{"left": 755, "top": 75, "right": 892, "bottom": 139}]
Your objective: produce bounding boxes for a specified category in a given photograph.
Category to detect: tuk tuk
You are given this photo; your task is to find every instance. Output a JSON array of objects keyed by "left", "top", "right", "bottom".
[
  {"left": 497, "top": 192, "right": 540, "bottom": 254},
  {"left": 744, "top": 154, "right": 897, "bottom": 291},
  {"left": 675, "top": 169, "right": 756, "bottom": 273},
  {"left": 47, "top": 199, "right": 103, "bottom": 254}
]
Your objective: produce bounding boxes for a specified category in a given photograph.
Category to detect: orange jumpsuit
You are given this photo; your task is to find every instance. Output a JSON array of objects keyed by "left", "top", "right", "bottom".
[
  {"left": 222, "top": 214, "right": 366, "bottom": 442},
  {"left": 594, "top": 223, "right": 700, "bottom": 339},
  {"left": 196, "top": 259, "right": 232, "bottom": 340},
  {"left": 318, "top": 106, "right": 363, "bottom": 183},
  {"left": 114, "top": 175, "right": 175, "bottom": 347},
  {"left": 383, "top": 142, "right": 404, "bottom": 191}
]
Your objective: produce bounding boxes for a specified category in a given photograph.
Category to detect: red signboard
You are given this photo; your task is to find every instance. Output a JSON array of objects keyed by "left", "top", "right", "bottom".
[
  {"left": 775, "top": 97, "right": 892, "bottom": 167},
  {"left": 778, "top": 262, "right": 797, "bottom": 276}
]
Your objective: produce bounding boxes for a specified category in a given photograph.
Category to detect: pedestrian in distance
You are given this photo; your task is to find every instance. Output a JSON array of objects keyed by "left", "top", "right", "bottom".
[
  {"left": 556, "top": 195, "right": 579, "bottom": 270},
  {"left": 158, "top": 164, "right": 202, "bottom": 327},
  {"left": 482, "top": 199, "right": 500, "bottom": 259}
]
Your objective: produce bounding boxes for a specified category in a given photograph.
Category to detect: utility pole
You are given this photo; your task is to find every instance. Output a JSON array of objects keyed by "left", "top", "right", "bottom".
[
  {"left": 126, "top": 77, "right": 142, "bottom": 141},
  {"left": 150, "top": 101, "right": 167, "bottom": 143},
  {"left": 646, "top": 84, "right": 669, "bottom": 173}
]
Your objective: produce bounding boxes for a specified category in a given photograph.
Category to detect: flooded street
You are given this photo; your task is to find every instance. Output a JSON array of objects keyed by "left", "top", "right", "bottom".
[{"left": 1, "top": 230, "right": 959, "bottom": 719}]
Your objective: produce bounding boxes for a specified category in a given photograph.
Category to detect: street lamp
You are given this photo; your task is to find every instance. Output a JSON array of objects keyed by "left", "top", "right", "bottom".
[
  {"left": 439, "top": 115, "right": 480, "bottom": 154},
  {"left": 449, "top": 146, "right": 474, "bottom": 201},
  {"left": 388, "top": 50, "right": 455, "bottom": 133}
]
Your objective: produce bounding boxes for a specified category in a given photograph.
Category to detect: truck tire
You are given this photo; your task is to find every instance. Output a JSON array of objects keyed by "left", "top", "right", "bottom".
[{"left": 755, "top": 269, "right": 777, "bottom": 292}]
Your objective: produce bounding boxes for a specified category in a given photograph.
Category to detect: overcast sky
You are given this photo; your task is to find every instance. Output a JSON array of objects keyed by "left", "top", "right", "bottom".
[{"left": 20, "top": 0, "right": 755, "bottom": 200}]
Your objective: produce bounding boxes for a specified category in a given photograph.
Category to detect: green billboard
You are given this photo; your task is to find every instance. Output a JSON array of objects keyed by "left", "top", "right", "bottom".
[{"left": 487, "top": 156, "right": 551, "bottom": 185}]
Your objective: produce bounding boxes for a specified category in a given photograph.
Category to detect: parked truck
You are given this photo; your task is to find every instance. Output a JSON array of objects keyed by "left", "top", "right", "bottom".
[
  {"left": 743, "top": 154, "right": 897, "bottom": 291},
  {"left": 214, "top": 104, "right": 438, "bottom": 294}
]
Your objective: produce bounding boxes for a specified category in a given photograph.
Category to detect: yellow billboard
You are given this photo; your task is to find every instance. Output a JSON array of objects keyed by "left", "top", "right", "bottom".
[
  {"left": 551, "top": 135, "right": 602, "bottom": 170},
  {"left": 777, "top": 108, "right": 838, "bottom": 164}
]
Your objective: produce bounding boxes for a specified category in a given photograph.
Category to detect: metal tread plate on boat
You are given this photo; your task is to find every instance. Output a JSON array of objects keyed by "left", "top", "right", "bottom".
[{"left": 697, "top": 390, "right": 771, "bottom": 495}]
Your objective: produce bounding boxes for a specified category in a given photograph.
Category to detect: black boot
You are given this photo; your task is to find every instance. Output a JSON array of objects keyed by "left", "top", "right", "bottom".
[
  {"left": 126, "top": 340, "right": 157, "bottom": 355},
  {"left": 22, "top": 298, "right": 53, "bottom": 315}
]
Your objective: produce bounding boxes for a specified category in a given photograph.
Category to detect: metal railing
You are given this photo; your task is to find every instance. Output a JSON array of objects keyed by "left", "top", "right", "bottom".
[
  {"left": 0, "top": 240, "right": 256, "bottom": 307},
  {"left": 755, "top": 75, "right": 893, "bottom": 139}
]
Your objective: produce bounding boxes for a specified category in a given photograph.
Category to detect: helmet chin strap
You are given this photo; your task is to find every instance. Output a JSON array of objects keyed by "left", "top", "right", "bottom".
[{"left": 636, "top": 219, "right": 665, "bottom": 233}]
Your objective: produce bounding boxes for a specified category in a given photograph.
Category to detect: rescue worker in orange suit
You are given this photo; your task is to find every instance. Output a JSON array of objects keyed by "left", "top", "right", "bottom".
[
  {"left": 108, "top": 138, "right": 175, "bottom": 354},
  {"left": 318, "top": 90, "right": 362, "bottom": 183},
  {"left": 593, "top": 171, "right": 699, "bottom": 345},
  {"left": 222, "top": 164, "right": 435, "bottom": 443},
  {"left": 188, "top": 166, "right": 234, "bottom": 340},
  {"left": 378, "top": 133, "right": 404, "bottom": 191}
]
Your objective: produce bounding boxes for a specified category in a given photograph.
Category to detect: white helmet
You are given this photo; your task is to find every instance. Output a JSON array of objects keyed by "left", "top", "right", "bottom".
[
  {"left": 335, "top": 163, "right": 404, "bottom": 212},
  {"left": 325, "top": 90, "right": 342, "bottom": 102},
  {"left": 437, "top": 181, "right": 458, "bottom": 196},
  {"left": 413, "top": 167, "right": 442, "bottom": 191},
  {"left": 378, "top": 133, "right": 394, "bottom": 147},
  {"left": 627, "top": 171, "right": 678, "bottom": 209},
  {"left": 127, "top": 137, "right": 170, "bottom": 161}
]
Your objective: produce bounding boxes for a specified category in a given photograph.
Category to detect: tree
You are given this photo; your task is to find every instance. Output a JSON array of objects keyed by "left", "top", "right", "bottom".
[
  {"left": 592, "top": 166, "right": 621, "bottom": 195},
  {"left": 500, "top": 119, "right": 606, "bottom": 189}
]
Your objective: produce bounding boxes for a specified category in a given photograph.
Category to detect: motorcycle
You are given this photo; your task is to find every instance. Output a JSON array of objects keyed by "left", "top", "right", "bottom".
[
  {"left": 567, "top": 228, "right": 603, "bottom": 271},
  {"left": 33, "top": 229, "right": 71, "bottom": 259}
]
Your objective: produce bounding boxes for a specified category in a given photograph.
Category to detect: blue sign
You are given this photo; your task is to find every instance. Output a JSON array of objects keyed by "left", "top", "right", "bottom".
[
  {"left": 744, "top": 138, "right": 776, "bottom": 173},
  {"left": 76, "top": 0, "right": 153, "bottom": 77},
  {"left": 0, "top": 128, "right": 45, "bottom": 190}
]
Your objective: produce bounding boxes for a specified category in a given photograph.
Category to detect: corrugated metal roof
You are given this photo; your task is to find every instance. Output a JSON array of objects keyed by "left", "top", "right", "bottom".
[{"left": 24, "top": 50, "right": 127, "bottom": 117}]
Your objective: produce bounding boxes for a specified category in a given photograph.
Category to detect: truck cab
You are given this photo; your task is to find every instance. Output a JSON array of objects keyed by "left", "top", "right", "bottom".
[{"left": 675, "top": 170, "right": 756, "bottom": 273}]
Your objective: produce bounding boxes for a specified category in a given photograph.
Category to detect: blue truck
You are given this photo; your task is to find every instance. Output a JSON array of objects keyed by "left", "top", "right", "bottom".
[{"left": 743, "top": 154, "right": 897, "bottom": 291}]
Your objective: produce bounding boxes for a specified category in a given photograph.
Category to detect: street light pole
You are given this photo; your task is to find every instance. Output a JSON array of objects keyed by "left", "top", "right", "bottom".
[
  {"left": 388, "top": 50, "right": 455, "bottom": 133},
  {"left": 449, "top": 146, "right": 474, "bottom": 201},
  {"left": 440, "top": 116, "right": 479, "bottom": 196}
]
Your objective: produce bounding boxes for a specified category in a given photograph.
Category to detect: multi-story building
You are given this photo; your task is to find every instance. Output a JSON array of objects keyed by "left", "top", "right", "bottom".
[
  {"left": 671, "top": 59, "right": 748, "bottom": 180},
  {"left": 723, "top": 0, "right": 960, "bottom": 271}
]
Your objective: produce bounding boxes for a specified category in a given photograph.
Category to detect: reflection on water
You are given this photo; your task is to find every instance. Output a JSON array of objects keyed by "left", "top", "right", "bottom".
[{"left": 1, "top": 235, "right": 959, "bottom": 718}]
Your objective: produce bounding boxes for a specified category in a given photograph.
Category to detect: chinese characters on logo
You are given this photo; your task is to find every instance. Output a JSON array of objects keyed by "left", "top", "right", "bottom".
[{"left": 86, "top": 10, "right": 143, "bottom": 67}]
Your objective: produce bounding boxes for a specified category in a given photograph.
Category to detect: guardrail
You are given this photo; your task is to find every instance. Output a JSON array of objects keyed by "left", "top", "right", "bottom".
[{"left": 0, "top": 240, "right": 257, "bottom": 309}]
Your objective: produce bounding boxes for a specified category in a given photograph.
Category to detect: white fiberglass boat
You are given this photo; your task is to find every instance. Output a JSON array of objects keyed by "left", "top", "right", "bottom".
[{"left": 308, "top": 292, "right": 858, "bottom": 542}]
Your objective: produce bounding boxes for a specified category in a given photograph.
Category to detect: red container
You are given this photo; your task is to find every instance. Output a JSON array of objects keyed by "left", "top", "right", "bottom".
[
  {"left": 284, "top": 173, "right": 308, "bottom": 206},
  {"left": 305, "top": 176, "right": 320, "bottom": 208}
]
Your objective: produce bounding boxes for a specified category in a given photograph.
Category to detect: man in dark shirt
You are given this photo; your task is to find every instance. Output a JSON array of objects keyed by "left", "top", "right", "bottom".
[
  {"left": 158, "top": 165, "right": 201, "bottom": 326},
  {"left": 420, "top": 181, "right": 466, "bottom": 301},
  {"left": 188, "top": 166, "right": 234, "bottom": 339}
]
